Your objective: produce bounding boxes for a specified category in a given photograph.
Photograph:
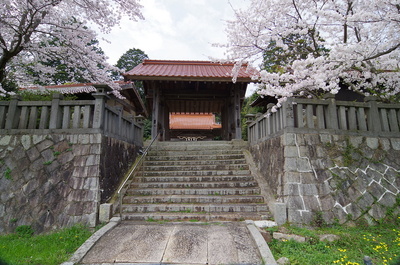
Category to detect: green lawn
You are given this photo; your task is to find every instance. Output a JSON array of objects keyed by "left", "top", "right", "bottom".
[
  {"left": 1, "top": 219, "right": 399, "bottom": 265},
  {"left": 268, "top": 217, "right": 400, "bottom": 265},
  {"left": 0, "top": 225, "right": 92, "bottom": 265}
]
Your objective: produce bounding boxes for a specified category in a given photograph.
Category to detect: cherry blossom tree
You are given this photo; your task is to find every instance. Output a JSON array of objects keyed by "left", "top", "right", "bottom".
[
  {"left": 224, "top": 0, "right": 400, "bottom": 104},
  {"left": 0, "top": 0, "right": 143, "bottom": 97}
]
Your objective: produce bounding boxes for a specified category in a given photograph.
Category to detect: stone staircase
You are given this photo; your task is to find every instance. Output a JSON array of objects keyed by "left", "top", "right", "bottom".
[{"left": 120, "top": 141, "right": 271, "bottom": 221}]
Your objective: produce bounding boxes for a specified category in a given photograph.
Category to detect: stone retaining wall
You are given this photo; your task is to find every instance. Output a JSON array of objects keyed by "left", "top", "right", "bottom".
[
  {"left": 0, "top": 133, "right": 138, "bottom": 234},
  {"left": 250, "top": 131, "right": 400, "bottom": 225}
]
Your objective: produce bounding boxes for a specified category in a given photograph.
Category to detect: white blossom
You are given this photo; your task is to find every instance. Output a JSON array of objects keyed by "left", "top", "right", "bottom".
[
  {"left": 223, "top": 0, "right": 400, "bottom": 101},
  {"left": 0, "top": 0, "right": 143, "bottom": 96}
]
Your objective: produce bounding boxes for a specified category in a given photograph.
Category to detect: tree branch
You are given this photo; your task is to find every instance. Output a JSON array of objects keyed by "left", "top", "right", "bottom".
[
  {"left": 364, "top": 43, "right": 400, "bottom": 61},
  {"left": 292, "top": 0, "right": 302, "bottom": 20},
  {"left": 343, "top": 1, "right": 353, "bottom": 43}
]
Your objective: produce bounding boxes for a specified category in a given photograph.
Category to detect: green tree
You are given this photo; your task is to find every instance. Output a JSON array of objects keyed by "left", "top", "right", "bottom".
[
  {"left": 113, "top": 48, "right": 149, "bottom": 104},
  {"left": 112, "top": 48, "right": 148, "bottom": 80},
  {"left": 262, "top": 33, "right": 328, "bottom": 74}
]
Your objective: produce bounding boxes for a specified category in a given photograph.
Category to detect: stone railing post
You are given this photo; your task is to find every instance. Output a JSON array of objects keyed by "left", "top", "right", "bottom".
[
  {"left": 245, "top": 114, "right": 256, "bottom": 143},
  {"left": 282, "top": 98, "right": 295, "bottom": 128},
  {"left": 135, "top": 115, "right": 145, "bottom": 145},
  {"left": 115, "top": 106, "right": 123, "bottom": 136},
  {"left": 49, "top": 93, "right": 64, "bottom": 129},
  {"left": 365, "top": 96, "right": 381, "bottom": 132},
  {"left": 266, "top": 104, "right": 275, "bottom": 135},
  {"left": 130, "top": 115, "right": 137, "bottom": 143},
  {"left": 324, "top": 93, "right": 339, "bottom": 130},
  {"left": 5, "top": 94, "right": 21, "bottom": 129},
  {"left": 92, "top": 88, "right": 108, "bottom": 129},
  {"left": 255, "top": 112, "right": 263, "bottom": 140}
]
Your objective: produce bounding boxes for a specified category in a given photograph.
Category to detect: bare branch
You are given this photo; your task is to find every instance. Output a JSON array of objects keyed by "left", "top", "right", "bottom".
[
  {"left": 292, "top": 0, "right": 302, "bottom": 20},
  {"left": 364, "top": 43, "right": 400, "bottom": 61}
]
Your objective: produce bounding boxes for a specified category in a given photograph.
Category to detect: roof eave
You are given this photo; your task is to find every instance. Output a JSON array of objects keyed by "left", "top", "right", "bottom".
[
  {"left": 119, "top": 83, "right": 149, "bottom": 117},
  {"left": 123, "top": 75, "right": 254, "bottom": 83}
]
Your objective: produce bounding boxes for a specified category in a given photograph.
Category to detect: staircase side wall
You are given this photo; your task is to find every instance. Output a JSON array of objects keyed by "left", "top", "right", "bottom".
[
  {"left": 0, "top": 133, "right": 138, "bottom": 234},
  {"left": 250, "top": 130, "right": 400, "bottom": 225},
  {"left": 99, "top": 136, "right": 139, "bottom": 203}
]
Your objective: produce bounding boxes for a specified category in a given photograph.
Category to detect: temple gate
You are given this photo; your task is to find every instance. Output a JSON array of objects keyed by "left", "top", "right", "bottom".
[{"left": 124, "top": 60, "right": 255, "bottom": 141}]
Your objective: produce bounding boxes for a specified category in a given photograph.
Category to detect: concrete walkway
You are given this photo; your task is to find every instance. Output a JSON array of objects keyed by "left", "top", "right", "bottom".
[{"left": 65, "top": 218, "right": 277, "bottom": 265}]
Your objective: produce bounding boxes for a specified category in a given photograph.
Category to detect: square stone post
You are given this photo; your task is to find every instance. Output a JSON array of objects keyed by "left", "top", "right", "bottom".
[
  {"left": 255, "top": 113, "right": 262, "bottom": 140},
  {"left": 274, "top": 202, "right": 287, "bottom": 225},
  {"left": 134, "top": 115, "right": 144, "bottom": 146},
  {"left": 99, "top": 203, "right": 113, "bottom": 223},
  {"left": 115, "top": 106, "right": 123, "bottom": 136},
  {"left": 49, "top": 93, "right": 64, "bottom": 129},
  {"left": 233, "top": 87, "right": 242, "bottom": 139},
  {"left": 245, "top": 114, "right": 256, "bottom": 143},
  {"left": 365, "top": 96, "right": 381, "bottom": 132},
  {"left": 151, "top": 87, "right": 160, "bottom": 139},
  {"left": 324, "top": 93, "right": 339, "bottom": 130},
  {"left": 282, "top": 98, "right": 294, "bottom": 128},
  {"left": 5, "top": 95, "right": 21, "bottom": 129},
  {"left": 92, "top": 88, "right": 109, "bottom": 129}
]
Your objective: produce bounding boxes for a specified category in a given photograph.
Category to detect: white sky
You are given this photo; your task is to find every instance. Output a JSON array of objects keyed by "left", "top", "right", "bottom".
[
  {"left": 97, "top": 0, "right": 256, "bottom": 96},
  {"left": 98, "top": 0, "right": 246, "bottom": 64}
]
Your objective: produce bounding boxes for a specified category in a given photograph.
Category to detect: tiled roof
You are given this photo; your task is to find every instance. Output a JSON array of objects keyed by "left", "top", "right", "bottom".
[
  {"left": 20, "top": 82, "right": 148, "bottom": 116},
  {"left": 170, "top": 113, "right": 222, "bottom": 130},
  {"left": 21, "top": 81, "right": 133, "bottom": 94},
  {"left": 124, "top": 60, "right": 257, "bottom": 82},
  {"left": 21, "top": 83, "right": 98, "bottom": 94}
]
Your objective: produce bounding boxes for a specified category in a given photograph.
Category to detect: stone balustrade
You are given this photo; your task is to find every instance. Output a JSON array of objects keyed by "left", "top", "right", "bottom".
[
  {"left": 248, "top": 95, "right": 400, "bottom": 144},
  {"left": 247, "top": 95, "right": 400, "bottom": 225},
  {"left": 0, "top": 88, "right": 143, "bottom": 146},
  {"left": 0, "top": 88, "right": 143, "bottom": 233}
]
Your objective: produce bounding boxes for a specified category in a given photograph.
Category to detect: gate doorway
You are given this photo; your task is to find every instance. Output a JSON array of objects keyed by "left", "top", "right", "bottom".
[{"left": 124, "top": 60, "right": 255, "bottom": 141}]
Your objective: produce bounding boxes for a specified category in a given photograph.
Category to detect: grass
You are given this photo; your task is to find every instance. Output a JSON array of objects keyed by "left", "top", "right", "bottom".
[
  {"left": 268, "top": 217, "right": 400, "bottom": 265},
  {"left": 0, "top": 224, "right": 93, "bottom": 265},
  {"left": 3, "top": 168, "right": 12, "bottom": 180},
  {"left": 1, "top": 217, "right": 399, "bottom": 265}
]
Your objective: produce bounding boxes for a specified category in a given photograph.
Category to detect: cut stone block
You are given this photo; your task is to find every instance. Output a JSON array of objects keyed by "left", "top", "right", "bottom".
[
  {"left": 273, "top": 202, "right": 287, "bottom": 225},
  {"left": 99, "top": 203, "right": 113, "bottom": 223}
]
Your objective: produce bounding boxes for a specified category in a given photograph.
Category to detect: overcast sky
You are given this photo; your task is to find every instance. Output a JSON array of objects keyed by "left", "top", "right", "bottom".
[
  {"left": 97, "top": 0, "right": 247, "bottom": 64},
  {"left": 96, "top": 0, "right": 255, "bottom": 95}
]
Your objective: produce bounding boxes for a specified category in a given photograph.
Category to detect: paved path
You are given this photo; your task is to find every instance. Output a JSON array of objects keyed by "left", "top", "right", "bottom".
[{"left": 74, "top": 220, "right": 277, "bottom": 265}]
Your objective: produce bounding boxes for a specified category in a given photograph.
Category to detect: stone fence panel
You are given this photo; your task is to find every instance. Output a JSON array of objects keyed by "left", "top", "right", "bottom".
[
  {"left": 0, "top": 133, "right": 138, "bottom": 234},
  {"left": 250, "top": 131, "right": 400, "bottom": 225}
]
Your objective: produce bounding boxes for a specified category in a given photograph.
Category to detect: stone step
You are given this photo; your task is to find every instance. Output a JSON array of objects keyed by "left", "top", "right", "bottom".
[
  {"left": 145, "top": 154, "right": 245, "bottom": 161},
  {"left": 147, "top": 149, "right": 243, "bottom": 157},
  {"left": 133, "top": 175, "right": 255, "bottom": 183},
  {"left": 126, "top": 187, "right": 261, "bottom": 196},
  {"left": 143, "top": 169, "right": 251, "bottom": 177},
  {"left": 122, "top": 195, "right": 265, "bottom": 204},
  {"left": 150, "top": 144, "right": 240, "bottom": 151},
  {"left": 121, "top": 212, "right": 270, "bottom": 222},
  {"left": 130, "top": 181, "right": 258, "bottom": 189},
  {"left": 143, "top": 164, "right": 249, "bottom": 172},
  {"left": 121, "top": 203, "right": 269, "bottom": 213},
  {"left": 147, "top": 141, "right": 245, "bottom": 150},
  {"left": 120, "top": 141, "right": 271, "bottom": 223},
  {"left": 147, "top": 140, "right": 233, "bottom": 146},
  {"left": 144, "top": 159, "right": 247, "bottom": 166}
]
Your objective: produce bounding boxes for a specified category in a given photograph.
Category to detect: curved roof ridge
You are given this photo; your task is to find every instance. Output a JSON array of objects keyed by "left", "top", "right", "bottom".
[
  {"left": 124, "top": 59, "right": 258, "bottom": 82},
  {"left": 142, "top": 59, "right": 242, "bottom": 66}
]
